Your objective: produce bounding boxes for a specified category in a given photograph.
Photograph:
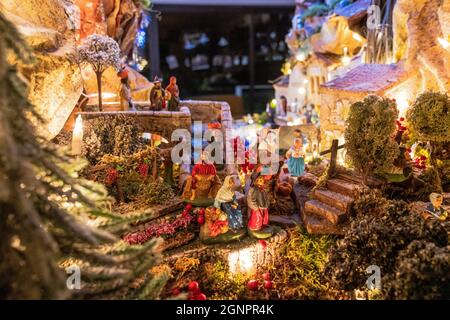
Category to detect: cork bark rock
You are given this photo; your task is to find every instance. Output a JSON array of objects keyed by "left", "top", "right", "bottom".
[
  {"left": 1, "top": 0, "right": 148, "bottom": 139},
  {"left": 394, "top": 0, "right": 450, "bottom": 92}
]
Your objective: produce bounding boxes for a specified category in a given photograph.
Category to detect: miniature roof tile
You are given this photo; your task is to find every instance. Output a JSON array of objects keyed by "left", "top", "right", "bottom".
[
  {"left": 271, "top": 75, "right": 290, "bottom": 88},
  {"left": 334, "top": 0, "right": 371, "bottom": 25},
  {"left": 310, "top": 52, "right": 341, "bottom": 67},
  {"left": 320, "top": 63, "right": 412, "bottom": 94}
]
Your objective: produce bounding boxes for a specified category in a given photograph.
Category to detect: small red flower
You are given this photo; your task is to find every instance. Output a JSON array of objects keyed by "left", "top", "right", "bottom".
[{"left": 259, "top": 239, "right": 267, "bottom": 251}]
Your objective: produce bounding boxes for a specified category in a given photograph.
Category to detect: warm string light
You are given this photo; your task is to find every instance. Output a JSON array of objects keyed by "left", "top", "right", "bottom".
[{"left": 71, "top": 115, "right": 83, "bottom": 155}]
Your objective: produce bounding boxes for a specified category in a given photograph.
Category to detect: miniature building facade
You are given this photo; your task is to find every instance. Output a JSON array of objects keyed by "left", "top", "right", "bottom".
[{"left": 319, "top": 62, "right": 420, "bottom": 149}]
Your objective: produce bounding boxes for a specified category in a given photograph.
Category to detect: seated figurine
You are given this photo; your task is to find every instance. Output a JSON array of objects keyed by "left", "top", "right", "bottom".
[
  {"left": 182, "top": 151, "right": 221, "bottom": 206},
  {"left": 214, "top": 176, "right": 244, "bottom": 231},
  {"left": 424, "top": 193, "right": 448, "bottom": 221},
  {"left": 247, "top": 171, "right": 276, "bottom": 239},
  {"left": 199, "top": 207, "right": 246, "bottom": 244}
]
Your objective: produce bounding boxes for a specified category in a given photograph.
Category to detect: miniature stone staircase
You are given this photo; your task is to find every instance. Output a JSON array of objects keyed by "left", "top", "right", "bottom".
[{"left": 302, "top": 176, "right": 362, "bottom": 235}]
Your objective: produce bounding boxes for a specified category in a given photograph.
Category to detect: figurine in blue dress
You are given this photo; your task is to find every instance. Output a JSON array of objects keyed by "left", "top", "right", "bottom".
[
  {"left": 286, "top": 138, "right": 305, "bottom": 177},
  {"left": 214, "top": 176, "right": 243, "bottom": 230}
]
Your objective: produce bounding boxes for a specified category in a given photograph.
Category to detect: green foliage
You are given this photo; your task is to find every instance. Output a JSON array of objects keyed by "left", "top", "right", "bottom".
[
  {"left": 135, "top": 0, "right": 153, "bottom": 9},
  {"left": 407, "top": 92, "right": 450, "bottom": 143},
  {"left": 301, "top": 4, "right": 330, "bottom": 22},
  {"left": 384, "top": 240, "right": 450, "bottom": 299},
  {"left": 324, "top": 198, "right": 448, "bottom": 294},
  {"left": 142, "top": 179, "right": 175, "bottom": 205},
  {"left": 345, "top": 95, "right": 399, "bottom": 183},
  {"left": 83, "top": 115, "right": 145, "bottom": 165},
  {"left": 266, "top": 228, "right": 334, "bottom": 299},
  {"left": 0, "top": 13, "right": 166, "bottom": 299},
  {"left": 203, "top": 261, "right": 251, "bottom": 300},
  {"left": 308, "top": 156, "right": 323, "bottom": 166}
]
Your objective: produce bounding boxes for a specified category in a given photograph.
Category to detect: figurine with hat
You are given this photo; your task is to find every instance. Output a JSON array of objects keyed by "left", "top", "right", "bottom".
[{"left": 149, "top": 76, "right": 166, "bottom": 111}]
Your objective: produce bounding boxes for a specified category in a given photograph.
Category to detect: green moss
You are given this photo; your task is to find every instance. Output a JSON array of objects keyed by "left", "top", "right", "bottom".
[
  {"left": 407, "top": 92, "right": 450, "bottom": 143},
  {"left": 345, "top": 95, "right": 399, "bottom": 184}
]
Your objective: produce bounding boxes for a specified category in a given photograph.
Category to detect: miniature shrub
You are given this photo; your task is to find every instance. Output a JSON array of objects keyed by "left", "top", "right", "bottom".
[
  {"left": 345, "top": 95, "right": 399, "bottom": 184},
  {"left": 324, "top": 199, "right": 448, "bottom": 292},
  {"left": 352, "top": 187, "right": 388, "bottom": 217},
  {"left": 383, "top": 240, "right": 450, "bottom": 300},
  {"left": 142, "top": 179, "right": 175, "bottom": 205},
  {"left": 407, "top": 92, "right": 450, "bottom": 143}
]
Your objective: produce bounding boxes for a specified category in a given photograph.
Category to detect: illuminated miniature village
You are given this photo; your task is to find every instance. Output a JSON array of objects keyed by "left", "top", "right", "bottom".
[{"left": 0, "top": 0, "right": 449, "bottom": 300}]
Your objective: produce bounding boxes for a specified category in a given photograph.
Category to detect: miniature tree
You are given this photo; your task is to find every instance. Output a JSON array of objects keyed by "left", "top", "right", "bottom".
[
  {"left": 407, "top": 92, "right": 450, "bottom": 166},
  {"left": 344, "top": 95, "right": 399, "bottom": 184},
  {"left": 77, "top": 34, "right": 121, "bottom": 111},
  {"left": 0, "top": 14, "right": 167, "bottom": 299}
]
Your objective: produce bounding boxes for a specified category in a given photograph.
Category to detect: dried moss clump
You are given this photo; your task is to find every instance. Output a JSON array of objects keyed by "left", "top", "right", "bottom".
[
  {"left": 83, "top": 115, "right": 145, "bottom": 164},
  {"left": 384, "top": 240, "right": 450, "bottom": 299},
  {"left": 324, "top": 199, "right": 448, "bottom": 294},
  {"left": 407, "top": 92, "right": 450, "bottom": 143},
  {"left": 142, "top": 179, "right": 175, "bottom": 205},
  {"left": 345, "top": 95, "right": 399, "bottom": 184}
]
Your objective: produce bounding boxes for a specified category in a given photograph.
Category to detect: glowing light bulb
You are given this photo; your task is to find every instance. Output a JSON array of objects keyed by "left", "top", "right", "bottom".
[
  {"left": 341, "top": 47, "right": 351, "bottom": 66},
  {"left": 438, "top": 37, "right": 450, "bottom": 50}
]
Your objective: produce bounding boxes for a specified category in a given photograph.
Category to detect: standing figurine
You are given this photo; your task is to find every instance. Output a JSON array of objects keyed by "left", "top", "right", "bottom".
[
  {"left": 247, "top": 171, "right": 274, "bottom": 239},
  {"left": 280, "top": 96, "right": 288, "bottom": 116},
  {"left": 165, "top": 76, "right": 180, "bottom": 111},
  {"left": 286, "top": 138, "right": 305, "bottom": 177},
  {"left": 214, "top": 176, "right": 243, "bottom": 231},
  {"left": 117, "top": 65, "right": 135, "bottom": 110},
  {"left": 149, "top": 77, "right": 166, "bottom": 111}
]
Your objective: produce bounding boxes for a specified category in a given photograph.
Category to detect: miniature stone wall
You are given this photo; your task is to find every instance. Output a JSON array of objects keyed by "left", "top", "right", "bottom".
[
  {"left": 164, "top": 230, "right": 288, "bottom": 275},
  {"left": 78, "top": 108, "right": 191, "bottom": 147}
]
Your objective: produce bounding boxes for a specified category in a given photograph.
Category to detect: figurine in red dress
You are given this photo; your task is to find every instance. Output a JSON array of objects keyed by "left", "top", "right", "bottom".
[
  {"left": 182, "top": 151, "right": 221, "bottom": 205},
  {"left": 247, "top": 171, "right": 274, "bottom": 239},
  {"left": 165, "top": 76, "right": 180, "bottom": 111}
]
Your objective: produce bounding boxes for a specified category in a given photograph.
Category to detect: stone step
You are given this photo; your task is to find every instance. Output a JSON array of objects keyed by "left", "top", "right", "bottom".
[
  {"left": 302, "top": 213, "right": 345, "bottom": 236},
  {"left": 298, "top": 173, "right": 319, "bottom": 186},
  {"left": 327, "top": 178, "right": 360, "bottom": 197},
  {"left": 336, "top": 173, "right": 383, "bottom": 188},
  {"left": 304, "top": 199, "right": 347, "bottom": 225},
  {"left": 313, "top": 189, "right": 354, "bottom": 213}
]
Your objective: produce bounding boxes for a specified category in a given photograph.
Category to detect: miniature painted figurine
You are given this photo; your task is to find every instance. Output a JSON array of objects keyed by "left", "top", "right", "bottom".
[
  {"left": 286, "top": 138, "right": 305, "bottom": 177},
  {"left": 247, "top": 171, "right": 274, "bottom": 239},
  {"left": 117, "top": 66, "right": 135, "bottom": 110},
  {"left": 424, "top": 193, "right": 448, "bottom": 221},
  {"left": 280, "top": 96, "right": 288, "bottom": 116},
  {"left": 165, "top": 76, "right": 180, "bottom": 111},
  {"left": 149, "top": 77, "right": 166, "bottom": 111},
  {"left": 182, "top": 151, "right": 221, "bottom": 206},
  {"left": 199, "top": 207, "right": 246, "bottom": 244},
  {"left": 214, "top": 176, "right": 243, "bottom": 230}
]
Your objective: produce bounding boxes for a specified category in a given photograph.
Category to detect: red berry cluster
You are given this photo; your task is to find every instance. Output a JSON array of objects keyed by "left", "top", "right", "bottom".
[
  {"left": 138, "top": 163, "right": 149, "bottom": 177},
  {"left": 184, "top": 281, "right": 206, "bottom": 300},
  {"left": 413, "top": 155, "right": 427, "bottom": 170},
  {"left": 123, "top": 205, "right": 195, "bottom": 245},
  {"left": 247, "top": 272, "right": 274, "bottom": 291},
  {"left": 105, "top": 168, "right": 118, "bottom": 186},
  {"left": 396, "top": 117, "right": 407, "bottom": 132},
  {"left": 196, "top": 208, "right": 206, "bottom": 225}
]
